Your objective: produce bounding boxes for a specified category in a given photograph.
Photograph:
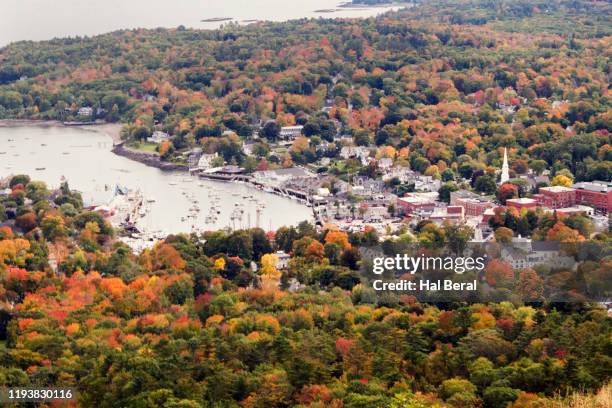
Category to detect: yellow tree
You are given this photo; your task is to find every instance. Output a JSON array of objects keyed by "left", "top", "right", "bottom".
[
  {"left": 551, "top": 175, "right": 573, "bottom": 187},
  {"left": 260, "top": 253, "right": 281, "bottom": 283},
  {"left": 213, "top": 257, "right": 226, "bottom": 272}
]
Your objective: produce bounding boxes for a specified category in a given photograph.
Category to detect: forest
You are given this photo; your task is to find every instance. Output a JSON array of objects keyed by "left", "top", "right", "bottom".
[
  {"left": 0, "top": 0, "right": 610, "bottom": 182},
  {"left": 0, "top": 174, "right": 609, "bottom": 408}
]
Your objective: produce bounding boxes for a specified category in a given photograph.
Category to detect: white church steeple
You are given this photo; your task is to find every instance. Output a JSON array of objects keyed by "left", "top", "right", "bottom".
[{"left": 500, "top": 147, "right": 510, "bottom": 185}]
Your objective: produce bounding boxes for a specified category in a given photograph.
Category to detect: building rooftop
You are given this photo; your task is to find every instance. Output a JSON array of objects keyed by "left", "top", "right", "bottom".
[
  {"left": 540, "top": 185, "right": 575, "bottom": 193},
  {"left": 255, "top": 167, "right": 315, "bottom": 178},
  {"left": 573, "top": 181, "right": 611, "bottom": 193},
  {"left": 507, "top": 197, "right": 537, "bottom": 204},
  {"left": 451, "top": 189, "right": 493, "bottom": 203},
  {"left": 397, "top": 196, "right": 435, "bottom": 205}
]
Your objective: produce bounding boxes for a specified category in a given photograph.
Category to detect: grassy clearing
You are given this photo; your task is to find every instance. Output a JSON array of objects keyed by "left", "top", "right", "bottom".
[
  {"left": 544, "top": 383, "right": 612, "bottom": 408},
  {"left": 127, "top": 141, "right": 159, "bottom": 154}
]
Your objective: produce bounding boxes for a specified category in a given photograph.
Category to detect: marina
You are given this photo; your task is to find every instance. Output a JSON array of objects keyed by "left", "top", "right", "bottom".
[{"left": 0, "top": 125, "right": 313, "bottom": 249}]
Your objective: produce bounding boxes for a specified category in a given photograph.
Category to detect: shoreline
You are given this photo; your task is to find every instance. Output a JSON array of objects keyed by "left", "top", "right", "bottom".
[
  {"left": 111, "top": 143, "right": 188, "bottom": 172},
  {"left": 0, "top": 119, "right": 316, "bottom": 224},
  {"left": 337, "top": 1, "right": 412, "bottom": 8}
]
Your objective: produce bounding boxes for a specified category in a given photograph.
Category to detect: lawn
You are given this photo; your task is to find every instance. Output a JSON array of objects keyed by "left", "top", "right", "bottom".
[{"left": 128, "top": 142, "right": 159, "bottom": 154}]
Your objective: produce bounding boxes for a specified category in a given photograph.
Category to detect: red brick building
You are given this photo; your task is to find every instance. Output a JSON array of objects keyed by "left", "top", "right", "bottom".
[
  {"left": 573, "top": 181, "right": 612, "bottom": 214},
  {"left": 450, "top": 190, "right": 495, "bottom": 217},
  {"left": 506, "top": 197, "right": 538, "bottom": 211},
  {"left": 397, "top": 193, "right": 437, "bottom": 214},
  {"left": 429, "top": 206, "right": 465, "bottom": 224},
  {"left": 536, "top": 186, "right": 576, "bottom": 209}
]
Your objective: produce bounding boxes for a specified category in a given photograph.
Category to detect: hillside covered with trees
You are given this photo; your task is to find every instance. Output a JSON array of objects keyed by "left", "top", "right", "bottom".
[
  {"left": 0, "top": 174, "right": 610, "bottom": 407},
  {"left": 0, "top": 0, "right": 611, "bottom": 406},
  {"left": 0, "top": 0, "right": 610, "bottom": 181}
]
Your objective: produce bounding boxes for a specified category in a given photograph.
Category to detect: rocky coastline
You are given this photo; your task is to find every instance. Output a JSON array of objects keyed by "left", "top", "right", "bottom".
[{"left": 111, "top": 143, "right": 188, "bottom": 172}]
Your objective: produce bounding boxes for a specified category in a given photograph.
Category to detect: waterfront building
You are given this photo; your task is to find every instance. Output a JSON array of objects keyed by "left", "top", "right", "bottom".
[
  {"left": 253, "top": 167, "right": 316, "bottom": 189},
  {"left": 195, "top": 153, "right": 219, "bottom": 170},
  {"left": 147, "top": 131, "right": 171, "bottom": 144},
  {"left": 78, "top": 107, "right": 94, "bottom": 117}
]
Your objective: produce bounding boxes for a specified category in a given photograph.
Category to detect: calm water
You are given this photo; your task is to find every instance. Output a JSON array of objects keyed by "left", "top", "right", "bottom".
[
  {"left": 0, "top": 0, "right": 402, "bottom": 46},
  {"left": 0, "top": 126, "right": 312, "bottom": 235}
]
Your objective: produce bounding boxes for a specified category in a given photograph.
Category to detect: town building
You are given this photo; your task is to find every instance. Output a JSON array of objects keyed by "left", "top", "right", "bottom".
[
  {"left": 147, "top": 131, "right": 171, "bottom": 144},
  {"left": 275, "top": 251, "right": 291, "bottom": 269},
  {"left": 519, "top": 174, "right": 550, "bottom": 191},
  {"left": 242, "top": 140, "right": 257, "bottom": 156},
  {"left": 195, "top": 153, "right": 219, "bottom": 170},
  {"left": 253, "top": 167, "right": 316, "bottom": 188},
  {"left": 78, "top": 107, "right": 94, "bottom": 117},
  {"left": 573, "top": 181, "right": 612, "bottom": 214},
  {"left": 334, "top": 134, "right": 354, "bottom": 144},
  {"left": 555, "top": 205, "right": 595, "bottom": 218},
  {"left": 501, "top": 236, "right": 574, "bottom": 270},
  {"left": 536, "top": 186, "right": 576, "bottom": 209},
  {"left": 429, "top": 205, "right": 465, "bottom": 224},
  {"left": 382, "top": 166, "right": 415, "bottom": 183},
  {"left": 450, "top": 190, "right": 495, "bottom": 217},
  {"left": 377, "top": 157, "right": 393, "bottom": 170},
  {"left": 506, "top": 197, "right": 538, "bottom": 211},
  {"left": 351, "top": 177, "right": 385, "bottom": 197},
  {"left": 279, "top": 125, "right": 304, "bottom": 140},
  {"left": 397, "top": 192, "right": 438, "bottom": 215},
  {"left": 412, "top": 175, "right": 441, "bottom": 192},
  {"left": 340, "top": 146, "right": 370, "bottom": 165}
]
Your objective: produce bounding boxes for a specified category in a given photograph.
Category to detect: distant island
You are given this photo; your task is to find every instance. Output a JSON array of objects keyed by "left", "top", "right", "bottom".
[
  {"left": 339, "top": 0, "right": 412, "bottom": 7},
  {"left": 201, "top": 17, "right": 233, "bottom": 22}
]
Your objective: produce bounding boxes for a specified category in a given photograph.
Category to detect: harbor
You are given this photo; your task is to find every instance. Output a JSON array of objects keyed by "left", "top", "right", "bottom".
[{"left": 0, "top": 125, "right": 314, "bottom": 251}]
